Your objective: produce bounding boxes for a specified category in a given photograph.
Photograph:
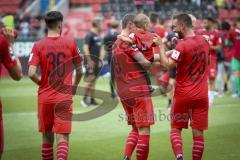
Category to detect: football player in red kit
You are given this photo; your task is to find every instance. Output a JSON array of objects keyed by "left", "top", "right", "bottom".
[
  {"left": 197, "top": 17, "right": 221, "bottom": 106},
  {"left": 28, "top": 11, "right": 82, "bottom": 160},
  {"left": 158, "top": 14, "right": 210, "bottom": 160},
  {"left": 0, "top": 28, "right": 22, "bottom": 159},
  {"left": 112, "top": 13, "right": 161, "bottom": 160}
]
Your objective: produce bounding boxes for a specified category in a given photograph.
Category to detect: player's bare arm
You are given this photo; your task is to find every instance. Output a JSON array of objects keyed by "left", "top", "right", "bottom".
[
  {"left": 117, "top": 34, "right": 133, "bottom": 44},
  {"left": 28, "top": 65, "right": 40, "bottom": 85},
  {"left": 155, "top": 38, "right": 176, "bottom": 70},
  {"left": 210, "top": 44, "right": 221, "bottom": 51},
  {"left": 99, "top": 45, "right": 105, "bottom": 61},
  {"left": 3, "top": 29, "right": 23, "bottom": 81},
  {"left": 133, "top": 52, "right": 151, "bottom": 70},
  {"left": 83, "top": 44, "right": 94, "bottom": 68},
  {"left": 73, "top": 62, "right": 82, "bottom": 86}
]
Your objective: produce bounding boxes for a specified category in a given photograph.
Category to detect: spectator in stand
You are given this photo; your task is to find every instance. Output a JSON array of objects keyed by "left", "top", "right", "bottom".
[
  {"left": 192, "top": 0, "right": 201, "bottom": 6},
  {"left": 19, "top": 13, "right": 31, "bottom": 39}
]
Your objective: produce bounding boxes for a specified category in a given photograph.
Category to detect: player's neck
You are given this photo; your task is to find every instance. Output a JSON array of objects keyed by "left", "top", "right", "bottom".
[
  {"left": 92, "top": 28, "right": 100, "bottom": 34},
  {"left": 47, "top": 30, "right": 60, "bottom": 37},
  {"left": 184, "top": 29, "right": 195, "bottom": 38}
]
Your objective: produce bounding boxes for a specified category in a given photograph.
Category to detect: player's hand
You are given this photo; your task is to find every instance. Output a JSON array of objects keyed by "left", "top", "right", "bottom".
[
  {"left": 153, "top": 34, "right": 163, "bottom": 46},
  {"left": 87, "top": 60, "right": 95, "bottom": 70},
  {"left": 2, "top": 28, "right": 15, "bottom": 44}
]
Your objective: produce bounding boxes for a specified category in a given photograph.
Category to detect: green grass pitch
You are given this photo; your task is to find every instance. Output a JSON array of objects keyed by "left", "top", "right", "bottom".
[{"left": 0, "top": 77, "right": 240, "bottom": 160}]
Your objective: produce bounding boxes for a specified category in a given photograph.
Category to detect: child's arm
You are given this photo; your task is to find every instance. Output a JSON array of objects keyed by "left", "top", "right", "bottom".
[{"left": 117, "top": 34, "right": 133, "bottom": 45}]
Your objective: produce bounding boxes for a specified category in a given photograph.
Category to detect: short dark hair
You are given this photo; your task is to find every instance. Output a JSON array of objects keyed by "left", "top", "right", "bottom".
[
  {"left": 44, "top": 11, "right": 63, "bottom": 29},
  {"left": 92, "top": 19, "right": 101, "bottom": 28},
  {"left": 236, "top": 16, "right": 240, "bottom": 22},
  {"left": 204, "top": 17, "right": 214, "bottom": 23},
  {"left": 149, "top": 12, "right": 159, "bottom": 24},
  {"left": 173, "top": 13, "right": 192, "bottom": 28},
  {"left": 121, "top": 13, "right": 136, "bottom": 29},
  {"left": 221, "top": 21, "right": 231, "bottom": 30}
]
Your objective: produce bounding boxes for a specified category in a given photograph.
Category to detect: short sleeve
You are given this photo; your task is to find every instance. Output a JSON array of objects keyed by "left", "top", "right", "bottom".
[
  {"left": 129, "top": 33, "right": 137, "bottom": 45},
  {"left": 169, "top": 42, "right": 184, "bottom": 64},
  {"left": 0, "top": 37, "right": 17, "bottom": 70},
  {"left": 28, "top": 44, "right": 40, "bottom": 66},
  {"left": 72, "top": 41, "right": 82, "bottom": 65},
  {"left": 127, "top": 43, "right": 139, "bottom": 57},
  {"left": 84, "top": 32, "right": 92, "bottom": 45}
]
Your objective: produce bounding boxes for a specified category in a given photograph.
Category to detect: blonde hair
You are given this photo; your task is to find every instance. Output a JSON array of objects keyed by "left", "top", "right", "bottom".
[{"left": 133, "top": 13, "right": 150, "bottom": 28}]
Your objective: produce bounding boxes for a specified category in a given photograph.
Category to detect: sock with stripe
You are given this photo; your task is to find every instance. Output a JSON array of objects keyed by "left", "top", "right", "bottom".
[
  {"left": 124, "top": 128, "right": 139, "bottom": 159},
  {"left": 136, "top": 134, "right": 150, "bottom": 160},
  {"left": 192, "top": 135, "right": 204, "bottom": 160},
  {"left": 42, "top": 144, "right": 53, "bottom": 160},
  {"left": 170, "top": 129, "right": 183, "bottom": 158},
  {"left": 57, "top": 141, "right": 69, "bottom": 160}
]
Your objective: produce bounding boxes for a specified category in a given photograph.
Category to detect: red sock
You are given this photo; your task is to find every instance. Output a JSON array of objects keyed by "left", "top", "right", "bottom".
[
  {"left": 124, "top": 128, "right": 139, "bottom": 159},
  {"left": 57, "top": 142, "right": 69, "bottom": 160},
  {"left": 192, "top": 135, "right": 204, "bottom": 160},
  {"left": 42, "top": 144, "right": 53, "bottom": 160},
  {"left": 170, "top": 130, "right": 183, "bottom": 158},
  {"left": 136, "top": 134, "right": 150, "bottom": 160}
]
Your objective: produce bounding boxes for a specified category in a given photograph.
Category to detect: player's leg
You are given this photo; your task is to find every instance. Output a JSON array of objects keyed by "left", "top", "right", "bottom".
[
  {"left": 217, "top": 62, "right": 224, "bottom": 96},
  {"left": 208, "top": 56, "right": 217, "bottom": 105},
  {"left": 136, "top": 126, "right": 150, "bottom": 160},
  {"left": 0, "top": 99, "right": 3, "bottom": 160},
  {"left": 134, "top": 97, "right": 154, "bottom": 160},
  {"left": 190, "top": 98, "right": 209, "bottom": 160},
  {"left": 56, "top": 134, "right": 69, "bottom": 160},
  {"left": 232, "top": 58, "right": 240, "bottom": 97},
  {"left": 42, "top": 132, "right": 54, "bottom": 160},
  {"left": 167, "top": 70, "right": 176, "bottom": 109},
  {"left": 208, "top": 79, "right": 215, "bottom": 106},
  {"left": 123, "top": 125, "right": 139, "bottom": 160},
  {"left": 192, "top": 129, "right": 204, "bottom": 160},
  {"left": 89, "top": 80, "right": 98, "bottom": 105},
  {"left": 54, "top": 101, "right": 72, "bottom": 160},
  {"left": 170, "top": 128, "right": 183, "bottom": 160},
  {"left": 170, "top": 98, "right": 189, "bottom": 160},
  {"left": 39, "top": 103, "right": 55, "bottom": 160}
]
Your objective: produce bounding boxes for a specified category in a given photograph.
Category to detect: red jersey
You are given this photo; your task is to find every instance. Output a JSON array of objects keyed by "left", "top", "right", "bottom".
[
  {"left": 219, "top": 30, "right": 233, "bottom": 62},
  {"left": 0, "top": 34, "right": 17, "bottom": 77},
  {"left": 28, "top": 36, "right": 82, "bottom": 103},
  {"left": 169, "top": 35, "right": 210, "bottom": 100},
  {"left": 230, "top": 28, "right": 240, "bottom": 58},
  {"left": 112, "top": 39, "right": 151, "bottom": 101},
  {"left": 151, "top": 25, "right": 166, "bottom": 38},
  {"left": 129, "top": 30, "right": 156, "bottom": 61},
  {"left": 196, "top": 29, "right": 221, "bottom": 58}
]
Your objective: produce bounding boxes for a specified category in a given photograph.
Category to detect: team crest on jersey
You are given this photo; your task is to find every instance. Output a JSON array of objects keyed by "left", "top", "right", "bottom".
[{"left": 171, "top": 49, "right": 180, "bottom": 60}]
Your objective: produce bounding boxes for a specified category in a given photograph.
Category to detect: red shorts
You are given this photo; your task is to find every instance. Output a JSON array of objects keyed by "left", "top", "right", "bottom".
[
  {"left": 158, "top": 71, "right": 170, "bottom": 88},
  {"left": 38, "top": 100, "right": 72, "bottom": 134},
  {"left": 170, "top": 97, "right": 209, "bottom": 130},
  {"left": 121, "top": 97, "right": 154, "bottom": 127},
  {"left": 208, "top": 55, "right": 217, "bottom": 79}
]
